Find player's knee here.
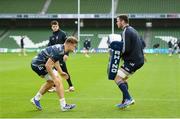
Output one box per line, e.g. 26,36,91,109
47,80,54,86
114,76,124,85
53,79,60,87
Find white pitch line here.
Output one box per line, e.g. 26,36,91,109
1,97,179,102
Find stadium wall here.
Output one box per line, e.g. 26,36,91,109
0,19,180,28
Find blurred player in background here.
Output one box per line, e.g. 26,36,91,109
30,36,77,111
168,40,173,56
83,37,91,57
47,20,75,92
153,43,160,55
108,15,144,109
178,39,180,58
19,36,27,56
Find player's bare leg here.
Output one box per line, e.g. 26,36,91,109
53,76,76,111
114,71,134,109
31,80,54,110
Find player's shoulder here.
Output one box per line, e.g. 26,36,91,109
59,29,66,35
50,44,64,53
125,26,134,31
53,44,64,48
126,26,138,35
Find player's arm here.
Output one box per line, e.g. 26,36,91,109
63,55,68,61
45,58,68,79
54,61,69,79
45,58,58,80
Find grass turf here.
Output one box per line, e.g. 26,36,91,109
0,53,180,118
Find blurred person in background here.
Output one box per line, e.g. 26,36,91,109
47,20,75,92
19,36,27,56
83,37,91,57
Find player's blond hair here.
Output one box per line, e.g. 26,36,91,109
65,36,78,44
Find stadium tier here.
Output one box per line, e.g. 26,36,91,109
0,27,111,49
80,0,111,13
80,27,112,49
0,27,74,48
0,0,44,13
132,28,180,49
47,0,77,13
149,28,180,48
0,28,50,48
0,27,180,49
117,0,180,13
0,27,6,35
47,0,111,13
0,0,179,14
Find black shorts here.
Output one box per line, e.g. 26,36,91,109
84,47,90,50
31,64,47,76
121,61,144,74
21,45,24,49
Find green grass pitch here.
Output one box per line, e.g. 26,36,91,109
0,53,180,118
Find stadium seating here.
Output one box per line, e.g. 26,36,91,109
0,0,44,13
149,28,180,48
1,0,179,14
135,28,180,48
1,27,179,49
47,0,111,13
0,27,6,35
80,0,111,13
117,0,180,13
0,27,74,48
47,0,77,13
80,27,112,49
0,0,180,50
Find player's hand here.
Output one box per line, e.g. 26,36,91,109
63,55,68,61
60,72,69,79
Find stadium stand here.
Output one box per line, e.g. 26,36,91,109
148,28,180,48
47,0,77,13
80,27,111,49
80,0,111,13
0,27,6,35
47,0,111,13
0,27,74,48
0,0,179,14
0,0,179,52
0,0,45,13
135,28,180,48
1,27,179,50
117,0,180,13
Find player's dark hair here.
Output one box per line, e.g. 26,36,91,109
117,15,129,23
51,20,59,26
65,36,78,44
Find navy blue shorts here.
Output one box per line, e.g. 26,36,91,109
84,47,90,50
21,45,24,49
31,64,47,76
121,61,144,74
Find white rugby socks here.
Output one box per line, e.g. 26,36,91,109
60,98,66,107
34,92,42,101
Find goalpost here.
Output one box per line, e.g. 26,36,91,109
77,0,115,52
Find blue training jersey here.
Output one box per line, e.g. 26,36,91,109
121,25,144,63
32,44,65,67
